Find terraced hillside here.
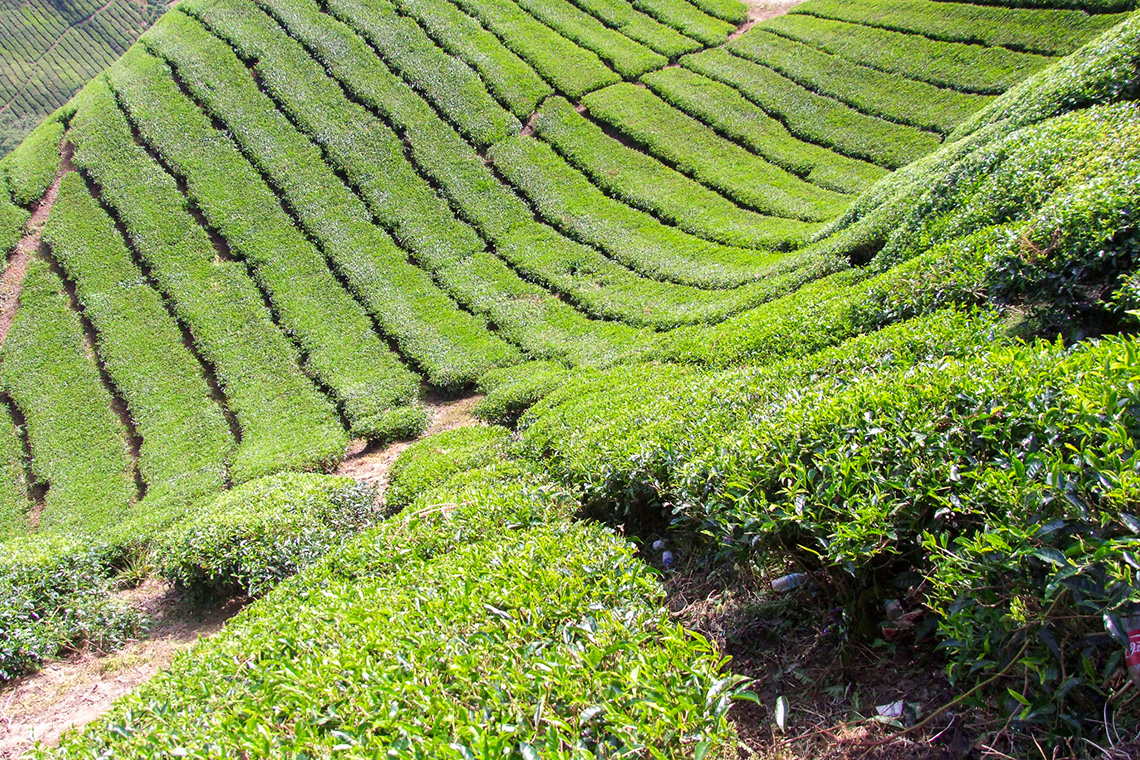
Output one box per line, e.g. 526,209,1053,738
0,0,166,156
0,0,1138,755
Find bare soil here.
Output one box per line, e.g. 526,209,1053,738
728,0,809,43
0,581,246,759
336,394,483,498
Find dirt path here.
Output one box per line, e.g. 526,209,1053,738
0,581,246,759
728,0,809,42
336,394,483,498
0,142,73,349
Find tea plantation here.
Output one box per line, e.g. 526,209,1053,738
0,0,1138,754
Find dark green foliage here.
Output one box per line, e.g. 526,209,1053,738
791,0,1131,56
757,13,1055,95
0,534,144,682
157,472,375,599
474,360,569,425
43,172,233,524
385,424,511,510
0,116,60,206
0,258,136,533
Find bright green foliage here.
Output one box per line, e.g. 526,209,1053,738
728,30,990,134
142,17,516,389
393,0,552,119
0,172,28,254
639,67,888,194
932,0,1134,11
488,134,792,288
511,0,667,78
449,0,620,98
42,173,233,523
564,0,700,58
386,425,511,510
0,0,161,157
791,0,1131,56
324,0,520,147
474,360,569,425
757,14,1055,95
68,77,348,482
683,48,943,168
0,117,60,206
632,0,733,46
0,534,143,682
157,472,374,599
0,403,29,542
49,492,740,757
687,0,745,24
534,96,820,248
0,258,135,533
583,82,850,220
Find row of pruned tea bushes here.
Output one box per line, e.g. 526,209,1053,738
518,308,1004,516
790,0,1132,56
932,0,1136,12
137,22,430,438
639,67,888,195
0,116,62,207
948,11,1140,141
582,83,851,222
0,404,29,542
729,30,990,135
676,335,1140,735
139,17,518,390
512,0,666,78
252,1,791,331
474,360,571,426
633,0,733,46
157,472,375,599
393,0,552,119
687,0,745,24
49,460,744,757
0,259,136,534
0,171,28,255
234,0,656,364
43,173,233,529
533,96,821,249
67,77,348,482
323,0,520,147
0,535,144,683
757,14,1055,95
385,424,512,510
565,0,701,58
682,49,942,169
448,0,619,98
488,134,802,288
182,0,484,277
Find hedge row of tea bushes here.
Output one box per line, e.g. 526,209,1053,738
42,173,233,527
487,134,792,288
67,78,349,483
0,258,136,534
137,20,516,390
791,0,1131,55
565,0,701,59
638,67,889,195
533,96,821,248
0,116,62,206
632,0,733,46
324,0,521,148
511,0,666,79
393,0,552,120
47,438,744,757
681,49,941,169
581,82,850,221
756,14,1054,95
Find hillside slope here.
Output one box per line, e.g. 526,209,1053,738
1,0,1139,755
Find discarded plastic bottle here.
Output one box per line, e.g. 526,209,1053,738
1125,613,1140,688
771,573,808,593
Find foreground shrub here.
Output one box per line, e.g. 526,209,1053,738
0,534,143,682
157,473,374,599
